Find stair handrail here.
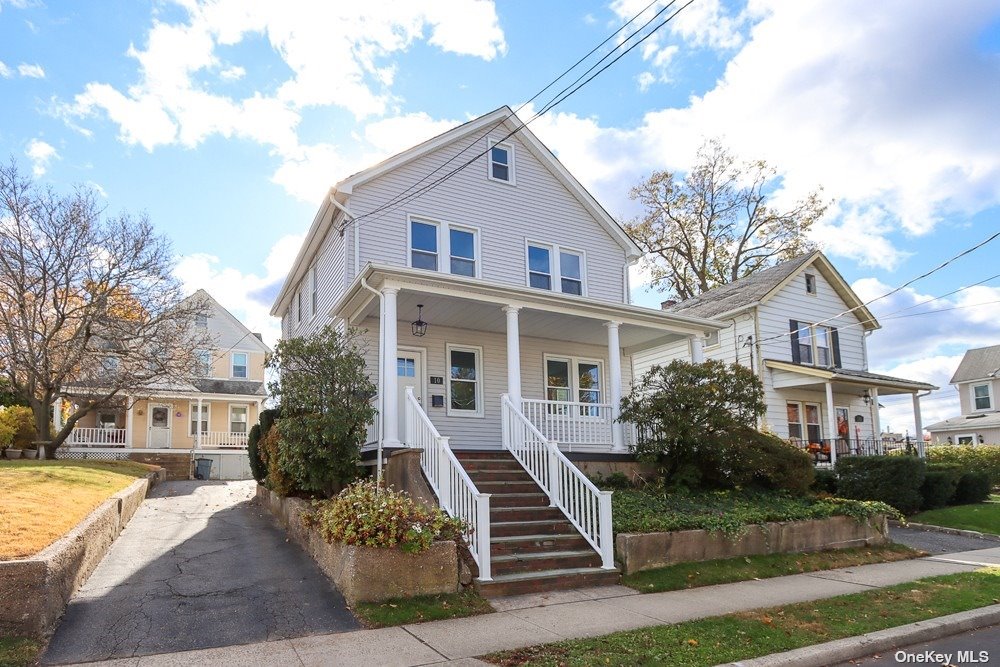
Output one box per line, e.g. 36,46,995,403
404,387,491,581
500,393,614,569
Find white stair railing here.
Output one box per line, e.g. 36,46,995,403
501,394,614,569
404,387,491,581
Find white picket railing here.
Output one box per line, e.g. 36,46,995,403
365,395,380,446
501,394,614,569
68,427,127,447
521,398,614,447
198,431,249,448
404,387,492,581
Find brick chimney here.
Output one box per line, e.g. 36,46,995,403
660,299,678,310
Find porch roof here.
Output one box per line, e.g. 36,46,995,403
765,359,938,396
334,263,725,349
925,412,1000,433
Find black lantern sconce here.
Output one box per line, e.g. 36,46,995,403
861,389,872,406
411,304,428,337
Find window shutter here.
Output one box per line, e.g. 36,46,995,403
789,320,801,364
831,327,842,368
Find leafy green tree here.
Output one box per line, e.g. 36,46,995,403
625,139,826,299
266,326,376,496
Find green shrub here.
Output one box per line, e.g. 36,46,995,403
812,469,838,494
953,472,992,505
258,426,295,497
590,471,634,490
723,428,814,496
259,408,280,436
303,479,464,553
836,456,926,515
926,445,1000,486
0,406,36,449
920,464,963,510
247,424,265,483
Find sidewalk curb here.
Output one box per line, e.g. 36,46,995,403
890,519,1000,541
719,604,1000,667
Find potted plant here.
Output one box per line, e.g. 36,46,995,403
21,447,37,459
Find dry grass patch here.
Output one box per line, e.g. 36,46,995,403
0,459,153,560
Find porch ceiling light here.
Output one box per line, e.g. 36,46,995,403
861,389,872,406
411,304,428,337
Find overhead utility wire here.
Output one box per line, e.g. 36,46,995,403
343,0,693,231
756,229,1000,345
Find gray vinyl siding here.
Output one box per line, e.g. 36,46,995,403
358,316,632,449
288,214,349,339
631,315,756,386
349,132,630,303
766,389,878,441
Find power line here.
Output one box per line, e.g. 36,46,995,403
342,0,694,232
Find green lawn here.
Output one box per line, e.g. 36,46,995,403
485,568,1000,666
0,636,44,667
910,495,1000,535
353,591,494,628
623,544,922,593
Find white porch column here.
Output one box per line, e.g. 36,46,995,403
691,334,705,363
124,397,134,447
503,306,522,405
871,387,881,442
196,396,203,449
825,382,837,467
606,322,625,452
912,393,924,457
53,397,64,430
382,287,401,447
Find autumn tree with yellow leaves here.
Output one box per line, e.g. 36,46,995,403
0,160,211,457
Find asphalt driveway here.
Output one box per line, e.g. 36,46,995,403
890,523,1000,554
43,480,359,665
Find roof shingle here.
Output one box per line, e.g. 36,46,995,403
950,345,1000,384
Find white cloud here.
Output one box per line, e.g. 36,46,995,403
219,65,245,81
173,234,304,348
25,139,57,176
0,61,10,78
17,63,45,78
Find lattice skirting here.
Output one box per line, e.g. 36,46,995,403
57,449,131,461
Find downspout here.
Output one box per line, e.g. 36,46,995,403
360,274,385,486
862,330,873,371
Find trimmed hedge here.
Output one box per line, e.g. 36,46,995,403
812,469,838,495
836,456,926,515
954,472,992,505
920,465,963,511
926,445,1000,486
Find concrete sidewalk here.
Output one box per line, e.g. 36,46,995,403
74,547,1000,666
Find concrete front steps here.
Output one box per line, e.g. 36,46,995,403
454,449,619,597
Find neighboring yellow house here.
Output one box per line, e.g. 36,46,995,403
58,290,270,479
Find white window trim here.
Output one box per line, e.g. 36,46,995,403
954,432,977,445
97,410,119,429
524,240,588,296
794,321,834,368
310,264,318,321
805,273,818,296
407,215,482,278
786,400,824,442
487,138,516,186
231,351,249,379
543,354,605,406
228,403,249,434
971,382,993,412
189,402,211,437
446,343,484,418
703,330,721,350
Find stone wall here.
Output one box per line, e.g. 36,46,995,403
256,484,459,605
0,468,165,637
616,514,889,575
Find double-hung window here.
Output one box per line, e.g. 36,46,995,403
814,326,832,366
787,401,822,443
231,352,248,379
447,344,483,416
545,356,603,415
410,219,439,270
189,403,209,436
791,320,837,367
195,350,211,376
410,218,479,278
796,323,814,364
296,290,303,324
973,383,992,411
310,265,318,317
229,405,248,433
527,242,586,295
450,227,476,277
488,141,513,183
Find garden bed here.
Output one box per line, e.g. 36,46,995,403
256,484,460,605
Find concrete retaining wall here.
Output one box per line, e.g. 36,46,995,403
0,468,165,637
256,484,459,605
616,514,889,575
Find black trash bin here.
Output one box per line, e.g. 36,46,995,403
194,457,213,480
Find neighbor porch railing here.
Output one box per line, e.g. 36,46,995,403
365,395,380,446
198,431,249,448
67,427,127,447
502,394,614,569
794,437,923,465
404,387,491,581
521,398,614,448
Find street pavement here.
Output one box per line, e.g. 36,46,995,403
43,480,359,665
834,624,1000,665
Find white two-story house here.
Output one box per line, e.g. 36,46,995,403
271,106,724,592
634,251,937,464
926,345,1000,445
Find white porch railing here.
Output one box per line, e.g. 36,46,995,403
501,394,614,569
199,431,249,448
365,395,380,446
67,427,127,447
404,387,492,581
521,398,614,448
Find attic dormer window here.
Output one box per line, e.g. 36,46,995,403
805,273,817,295
488,140,514,184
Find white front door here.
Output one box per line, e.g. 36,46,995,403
148,404,172,448
397,350,424,443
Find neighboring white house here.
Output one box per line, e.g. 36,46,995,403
926,345,1000,445
634,251,937,464
270,106,724,590
59,289,269,480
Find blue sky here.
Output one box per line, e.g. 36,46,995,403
2,0,1000,433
